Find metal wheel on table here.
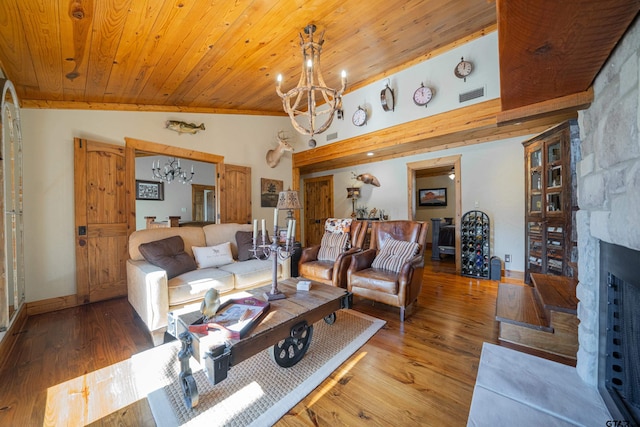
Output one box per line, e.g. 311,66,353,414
324,312,336,325
180,371,199,409
270,321,314,367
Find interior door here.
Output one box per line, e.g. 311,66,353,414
192,184,216,222
303,175,334,246
219,163,251,224
74,138,128,303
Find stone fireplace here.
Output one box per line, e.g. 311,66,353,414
575,15,639,423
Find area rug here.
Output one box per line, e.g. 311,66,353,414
147,309,385,426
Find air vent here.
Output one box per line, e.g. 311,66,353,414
459,87,485,103
326,132,338,141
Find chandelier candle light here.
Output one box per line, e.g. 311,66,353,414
152,157,195,184
251,209,296,301
276,24,346,147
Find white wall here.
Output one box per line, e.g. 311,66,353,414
21,109,295,302
134,156,217,230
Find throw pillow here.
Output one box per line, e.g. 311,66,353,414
372,238,420,273
236,230,270,261
138,235,197,279
317,232,349,262
324,218,352,234
192,242,234,268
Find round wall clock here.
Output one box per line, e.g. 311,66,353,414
454,57,473,81
413,83,434,107
352,106,367,126
380,84,395,112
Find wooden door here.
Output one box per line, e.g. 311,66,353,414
192,184,216,222
74,138,128,303
303,175,334,246
219,163,251,224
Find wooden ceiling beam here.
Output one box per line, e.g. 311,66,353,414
497,88,593,126
293,99,578,175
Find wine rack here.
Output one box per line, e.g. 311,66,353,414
460,210,490,278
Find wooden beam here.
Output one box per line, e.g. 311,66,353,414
124,137,225,164
293,99,577,175
20,99,286,116
497,89,593,126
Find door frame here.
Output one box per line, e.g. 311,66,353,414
407,155,461,272
124,137,224,233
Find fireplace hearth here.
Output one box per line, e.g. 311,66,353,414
599,241,640,425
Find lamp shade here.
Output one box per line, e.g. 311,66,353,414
277,190,301,210
346,187,361,199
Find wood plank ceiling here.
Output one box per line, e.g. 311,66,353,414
0,0,638,172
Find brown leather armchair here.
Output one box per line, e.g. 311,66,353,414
298,219,368,288
347,220,428,321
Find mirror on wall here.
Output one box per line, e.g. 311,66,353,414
134,153,217,230
0,79,25,333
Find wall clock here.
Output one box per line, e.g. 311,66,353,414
380,83,395,112
352,106,367,126
454,57,473,81
413,83,434,107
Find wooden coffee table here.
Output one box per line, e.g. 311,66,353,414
167,278,352,409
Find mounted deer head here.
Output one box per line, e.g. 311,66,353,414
266,131,294,168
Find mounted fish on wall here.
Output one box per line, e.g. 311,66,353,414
356,173,381,187
165,120,206,135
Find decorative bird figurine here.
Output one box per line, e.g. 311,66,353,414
356,173,381,187
200,288,220,321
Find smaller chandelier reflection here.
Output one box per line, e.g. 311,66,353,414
152,157,195,184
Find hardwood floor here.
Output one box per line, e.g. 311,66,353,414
0,253,562,426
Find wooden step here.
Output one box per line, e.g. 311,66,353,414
531,273,578,315
496,283,551,332
496,277,579,359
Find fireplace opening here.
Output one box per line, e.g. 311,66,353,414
599,241,640,425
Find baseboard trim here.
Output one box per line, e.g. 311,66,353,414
0,304,28,370
26,294,80,316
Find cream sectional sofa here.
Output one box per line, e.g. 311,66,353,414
127,223,289,345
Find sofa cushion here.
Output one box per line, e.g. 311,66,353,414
129,227,206,261
318,232,349,262
299,260,334,281
168,268,235,306
218,258,280,290
203,223,252,259
192,242,234,268
371,238,419,273
138,236,197,279
236,230,270,261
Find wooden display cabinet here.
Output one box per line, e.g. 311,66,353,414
523,120,578,283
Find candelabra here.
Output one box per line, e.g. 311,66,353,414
250,224,295,301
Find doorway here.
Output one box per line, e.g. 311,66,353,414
303,175,334,246
192,184,216,223
407,155,461,273
125,137,224,231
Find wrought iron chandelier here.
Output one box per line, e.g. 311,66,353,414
276,24,346,147
151,157,195,184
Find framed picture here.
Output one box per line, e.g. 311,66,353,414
136,180,164,201
278,229,288,244
419,188,447,207
261,178,283,207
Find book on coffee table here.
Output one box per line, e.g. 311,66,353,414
188,296,269,339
